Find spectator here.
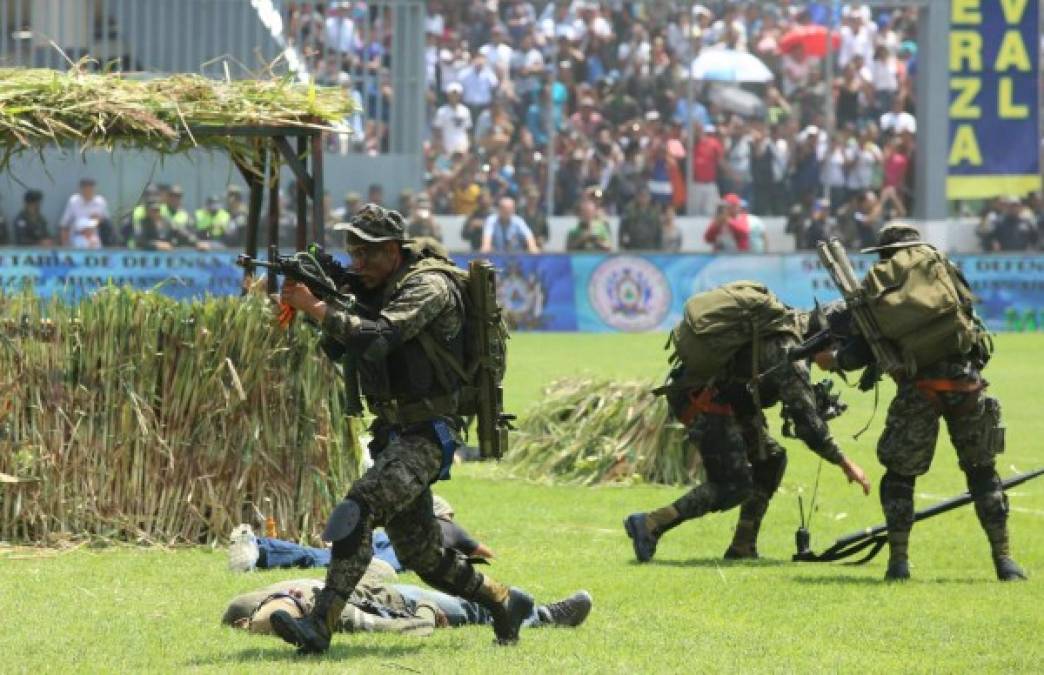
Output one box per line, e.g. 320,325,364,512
336,191,362,222
879,94,916,139
870,44,900,118
569,96,604,138
407,193,441,241
458,54,499,120
704,194,751,252
475,97,516,154
787,197,834,250
984,196,1038,251
722,118,753,202
566,198,612,251
843,190,885,250
791,126,823,204
451,169,482,216
398,188,414,216
126,200,192,251
433,82,473,155
750,123,777,217
882,134,912,206
194,195,232,247
367,183,384,206
163,185,193,232
12,190,52,246
481,196,539,253
224,185,248,247
660,205,682,252
690,124,724,216
59,178,110,248
619,186,662,250
822,132,849,212
462,188,494,252
518,185,549,248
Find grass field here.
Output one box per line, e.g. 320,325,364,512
2,333,1042,673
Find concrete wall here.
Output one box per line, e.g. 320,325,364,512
0,147,423,229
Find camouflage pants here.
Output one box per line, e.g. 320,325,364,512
877,381,1003,476
323,429,487,602
672,411,786,526
877,377,1010,560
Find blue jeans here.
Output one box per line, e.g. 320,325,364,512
391,585,540,628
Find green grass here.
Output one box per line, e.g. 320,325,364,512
2,333,1043,673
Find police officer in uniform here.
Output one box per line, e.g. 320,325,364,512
271,204,535,653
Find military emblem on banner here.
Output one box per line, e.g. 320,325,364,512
498,259,548,330
588,256,671,331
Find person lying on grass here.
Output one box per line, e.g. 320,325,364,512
222,558,592,637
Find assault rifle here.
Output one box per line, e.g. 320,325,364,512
236,245,356,315
793,467,1044,563
816,239,905,376
757,327,837,380
237,245,364,415
469,259,514,460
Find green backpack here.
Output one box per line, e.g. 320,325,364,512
669,281,800,382
862,245,984,373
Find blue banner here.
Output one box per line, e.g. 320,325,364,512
948,0,1040,199
5,250,1044,333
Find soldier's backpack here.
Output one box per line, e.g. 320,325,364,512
390,246,511,459
668,281,801,382
862,244,985,372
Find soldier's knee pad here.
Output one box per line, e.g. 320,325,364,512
752,452,788,495
880,471,915,498
714,476,754,512
325,498,370,558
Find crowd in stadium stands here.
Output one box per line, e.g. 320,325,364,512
3,2,1043,254
289,0,935,252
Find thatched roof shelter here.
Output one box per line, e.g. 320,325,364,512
0,66,354,251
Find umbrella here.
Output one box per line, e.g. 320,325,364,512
779,25,841,57
707,85,766,119
690,49,774,83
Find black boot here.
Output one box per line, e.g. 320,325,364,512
270,586,347,654
723,518,761,560
884,558,910,582
474,576,534,645
995,556,1028,581
536,591,593,627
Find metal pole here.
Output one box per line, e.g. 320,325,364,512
913,0,949,220
546,45,557,221
686,48,696,216
823,0,838,203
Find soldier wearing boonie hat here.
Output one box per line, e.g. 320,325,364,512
272,201,540,653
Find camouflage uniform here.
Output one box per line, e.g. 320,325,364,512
271,205,534,653
837,222,1022,580
636,333,846,559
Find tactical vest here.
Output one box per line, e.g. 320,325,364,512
358,254,466,425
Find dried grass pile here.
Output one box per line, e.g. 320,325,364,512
0,65,353,170
0,286,360,544
506,378,701,485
